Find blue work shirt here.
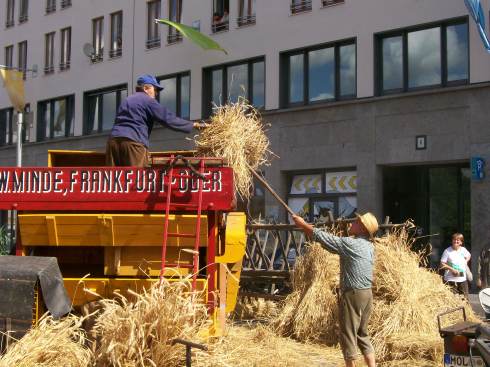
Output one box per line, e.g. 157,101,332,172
110,92,193,148
313,228,374,292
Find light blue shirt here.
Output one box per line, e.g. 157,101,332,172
313,228,374,291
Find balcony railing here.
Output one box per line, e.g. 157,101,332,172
290,0,312,14
19,14,28,23
167,32,182,44
109,48,122,58
212,20,229,33
146,37,161,49
46,4,56,13
44,65,55,74
59,61,70,71
237,14,256,27
61,0,72,9
90,53,103,63
322,0,344,7
5,19,14,28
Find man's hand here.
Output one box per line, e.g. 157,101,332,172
193,121,209,129
451,269,460,276
292,214,307,228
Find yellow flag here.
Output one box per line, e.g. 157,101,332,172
0,69,25,111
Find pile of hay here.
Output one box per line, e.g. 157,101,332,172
0,314,92,367
194,324,344,367
273,227,476,366
93,279,209,367
194,99,272,199
233,295,280,321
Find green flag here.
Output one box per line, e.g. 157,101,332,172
156,19,228,55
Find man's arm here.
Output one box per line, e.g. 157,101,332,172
149,99,195,133
292,215,343,254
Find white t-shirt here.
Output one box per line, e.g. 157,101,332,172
441,246,471,282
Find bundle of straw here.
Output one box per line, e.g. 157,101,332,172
273,226,476,366
0,314,92,367
194,98,272,199
93,279,209,367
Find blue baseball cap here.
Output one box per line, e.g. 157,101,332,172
136,74,163,91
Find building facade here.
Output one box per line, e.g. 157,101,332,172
1,0,490,268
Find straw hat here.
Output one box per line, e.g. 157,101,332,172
356,212,379,237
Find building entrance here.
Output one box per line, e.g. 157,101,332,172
383,165,470,268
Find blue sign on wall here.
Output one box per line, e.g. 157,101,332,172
471,157,485,180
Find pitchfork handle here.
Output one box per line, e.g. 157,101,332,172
246,163,296,217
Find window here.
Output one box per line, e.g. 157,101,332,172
84,85,127,134
203,58,265,117
92,17,104,62
37,95,75,141
60,27,71,71
0,108,14,146
19,0,28,23
287,170,357,223
44,32,55,74
157,72,190,119
377,19,468,94
6,0,15,27
147,1,161,49
18,41,27,80
280,40,356,107
322,0,344,7
168,0,182,44
212,0,229,33
4,45,13,68
46,0,56,13
238,0,255,27
60,0,71,9
290,0,311,14
110,11,123,58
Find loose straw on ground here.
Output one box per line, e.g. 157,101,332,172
0,314,92,367
273,225,476,366
194,98,273,200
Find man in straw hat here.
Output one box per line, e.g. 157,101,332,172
292,212,378,367
106,74,205,167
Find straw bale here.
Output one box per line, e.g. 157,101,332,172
0,314,92,367
93,279,209,367
194,99,272,199
233,295,280,321
272,226,477,364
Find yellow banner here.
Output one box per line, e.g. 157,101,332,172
0,69,25,111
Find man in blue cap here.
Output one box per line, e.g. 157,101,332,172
106,74,204,167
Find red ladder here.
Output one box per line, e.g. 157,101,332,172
160,155,206,291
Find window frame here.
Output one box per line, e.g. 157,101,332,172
280,39,357,108
19,0,28,23
44,32,55,74
17,40,27,80
5,45,14,68
36,95,75,141
83,84,128,135
0,108,14,147
110,11,123,58
146,0,161,49
157,71,191,119
168,0,183,44
92,16,104,61
46,0,56,14
202,56,265,118
60,27,71,71
286,168,357,223
376,17,469,96
237,0,256,27
6,0,15,28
